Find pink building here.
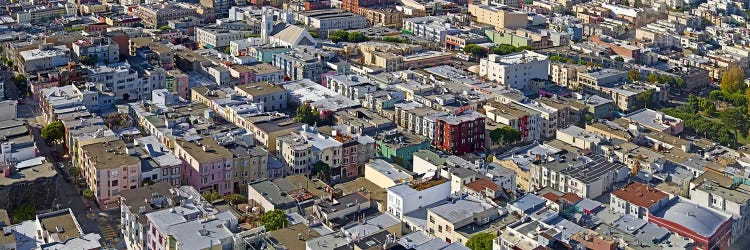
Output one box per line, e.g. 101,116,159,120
167,69,190,99
226,64,254,86
173,136,234,195
81,140,141,210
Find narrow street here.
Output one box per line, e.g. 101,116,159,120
4,68,125,248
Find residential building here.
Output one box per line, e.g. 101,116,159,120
0,209,102,250
134,135,182,186
364,159,412,189
313,192,372,227
402,16,461,43
326,74,378,100
610,182,671,219
19,44,71,75
276,125,342,176
623,109,684,135
72,37,120,64
484,102,542,142
386,176,451,219
358,7,404,27
145,188,237,250
375,130,431,169
173,136,234,195
272,48,324,82
234,81,288,111
433,110,486,155
479,51,549,91
530,153,629,199
195,27,251,49
200,0,234,18
132,3,200,28
15,4,75,24
468,4,528,30
250,118,303,153
426,195,502,244
296,9,368,34
690,172,750,244
119,182,176,250
80,140,141,209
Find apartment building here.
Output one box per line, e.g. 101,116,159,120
386,177,450,220
296,9,368,34
433,110,486,155
84,62,164,101
427,195,501,244
610,182,671,219
326,74,378,100
80,140,141,209
15,4,75,24
550,63,586,89
623,109,684,135
690,172,750,244
402,16,461,43
530,153,629,199
358,7,404,27
173,136,234,195
479,51,549,91
72,37,120,64
132,3,200,28
468,4,528,30
276,125,342,176
195,27,251,49
119,182,175,250
272,48,324,82
234,81,287,111
484,102,542,142
220,134,268,193
19,44,70,75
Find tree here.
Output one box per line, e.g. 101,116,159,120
202,190,221,202
159,25,171,32
79,56,97,65
41,120,65,142
330,30,349,43
319,110,334,126
628,69,641,82
382,36,405,43
311,161,331,182
222,194,246,205
646,73,659,83
309,32,320,38
721,107,748,146
295,103,321,125
82,189,94,199
614,56,624,62
223,47,231,55
347,32,369,43
489,128,503,144
466,232,495,250
259,209,288,230
463,44,487,58
68,166,81,177
720,66,745,94
12,204,35,223
636,89,655,108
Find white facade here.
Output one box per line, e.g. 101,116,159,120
386,179,451,219
479,51,549,90
19,44,70,74
690,183,750,244
86,62,165,101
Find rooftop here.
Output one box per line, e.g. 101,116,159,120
235,81,285,97
612,182,668,209
175,136,233,163
429,196,496,224
485,50,548,65
81,140,140,169
651,198,731,238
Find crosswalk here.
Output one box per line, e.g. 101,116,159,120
98,222,117,242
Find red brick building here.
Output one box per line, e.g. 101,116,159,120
433,110,485,155
648,199,732,250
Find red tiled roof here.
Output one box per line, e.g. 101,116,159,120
466,178,500,193
612,182,668,209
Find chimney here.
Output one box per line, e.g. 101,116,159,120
202,145,208,152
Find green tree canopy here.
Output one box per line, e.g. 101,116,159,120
382,36,406,43
295,103,322,125
222,194,246,205
635,89,655,108
614,56,624,62
646,73,659,83
720,66,745,94
202,190,221,202
466,232,495,250
491,126,521,145
720,107,749,144
12,204,35,223
627,69,641,82
83,189,94,199
463,44,487,58
41,120,65,141
259,209,288,230
347,32,369,43
311,161,331,182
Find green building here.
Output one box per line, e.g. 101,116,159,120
376,130,431,170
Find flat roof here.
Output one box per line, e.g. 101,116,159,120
175,136,233,163
38,210,82,242
81,140,140,169
235,81,285,96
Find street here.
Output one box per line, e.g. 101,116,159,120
3,70,125,248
